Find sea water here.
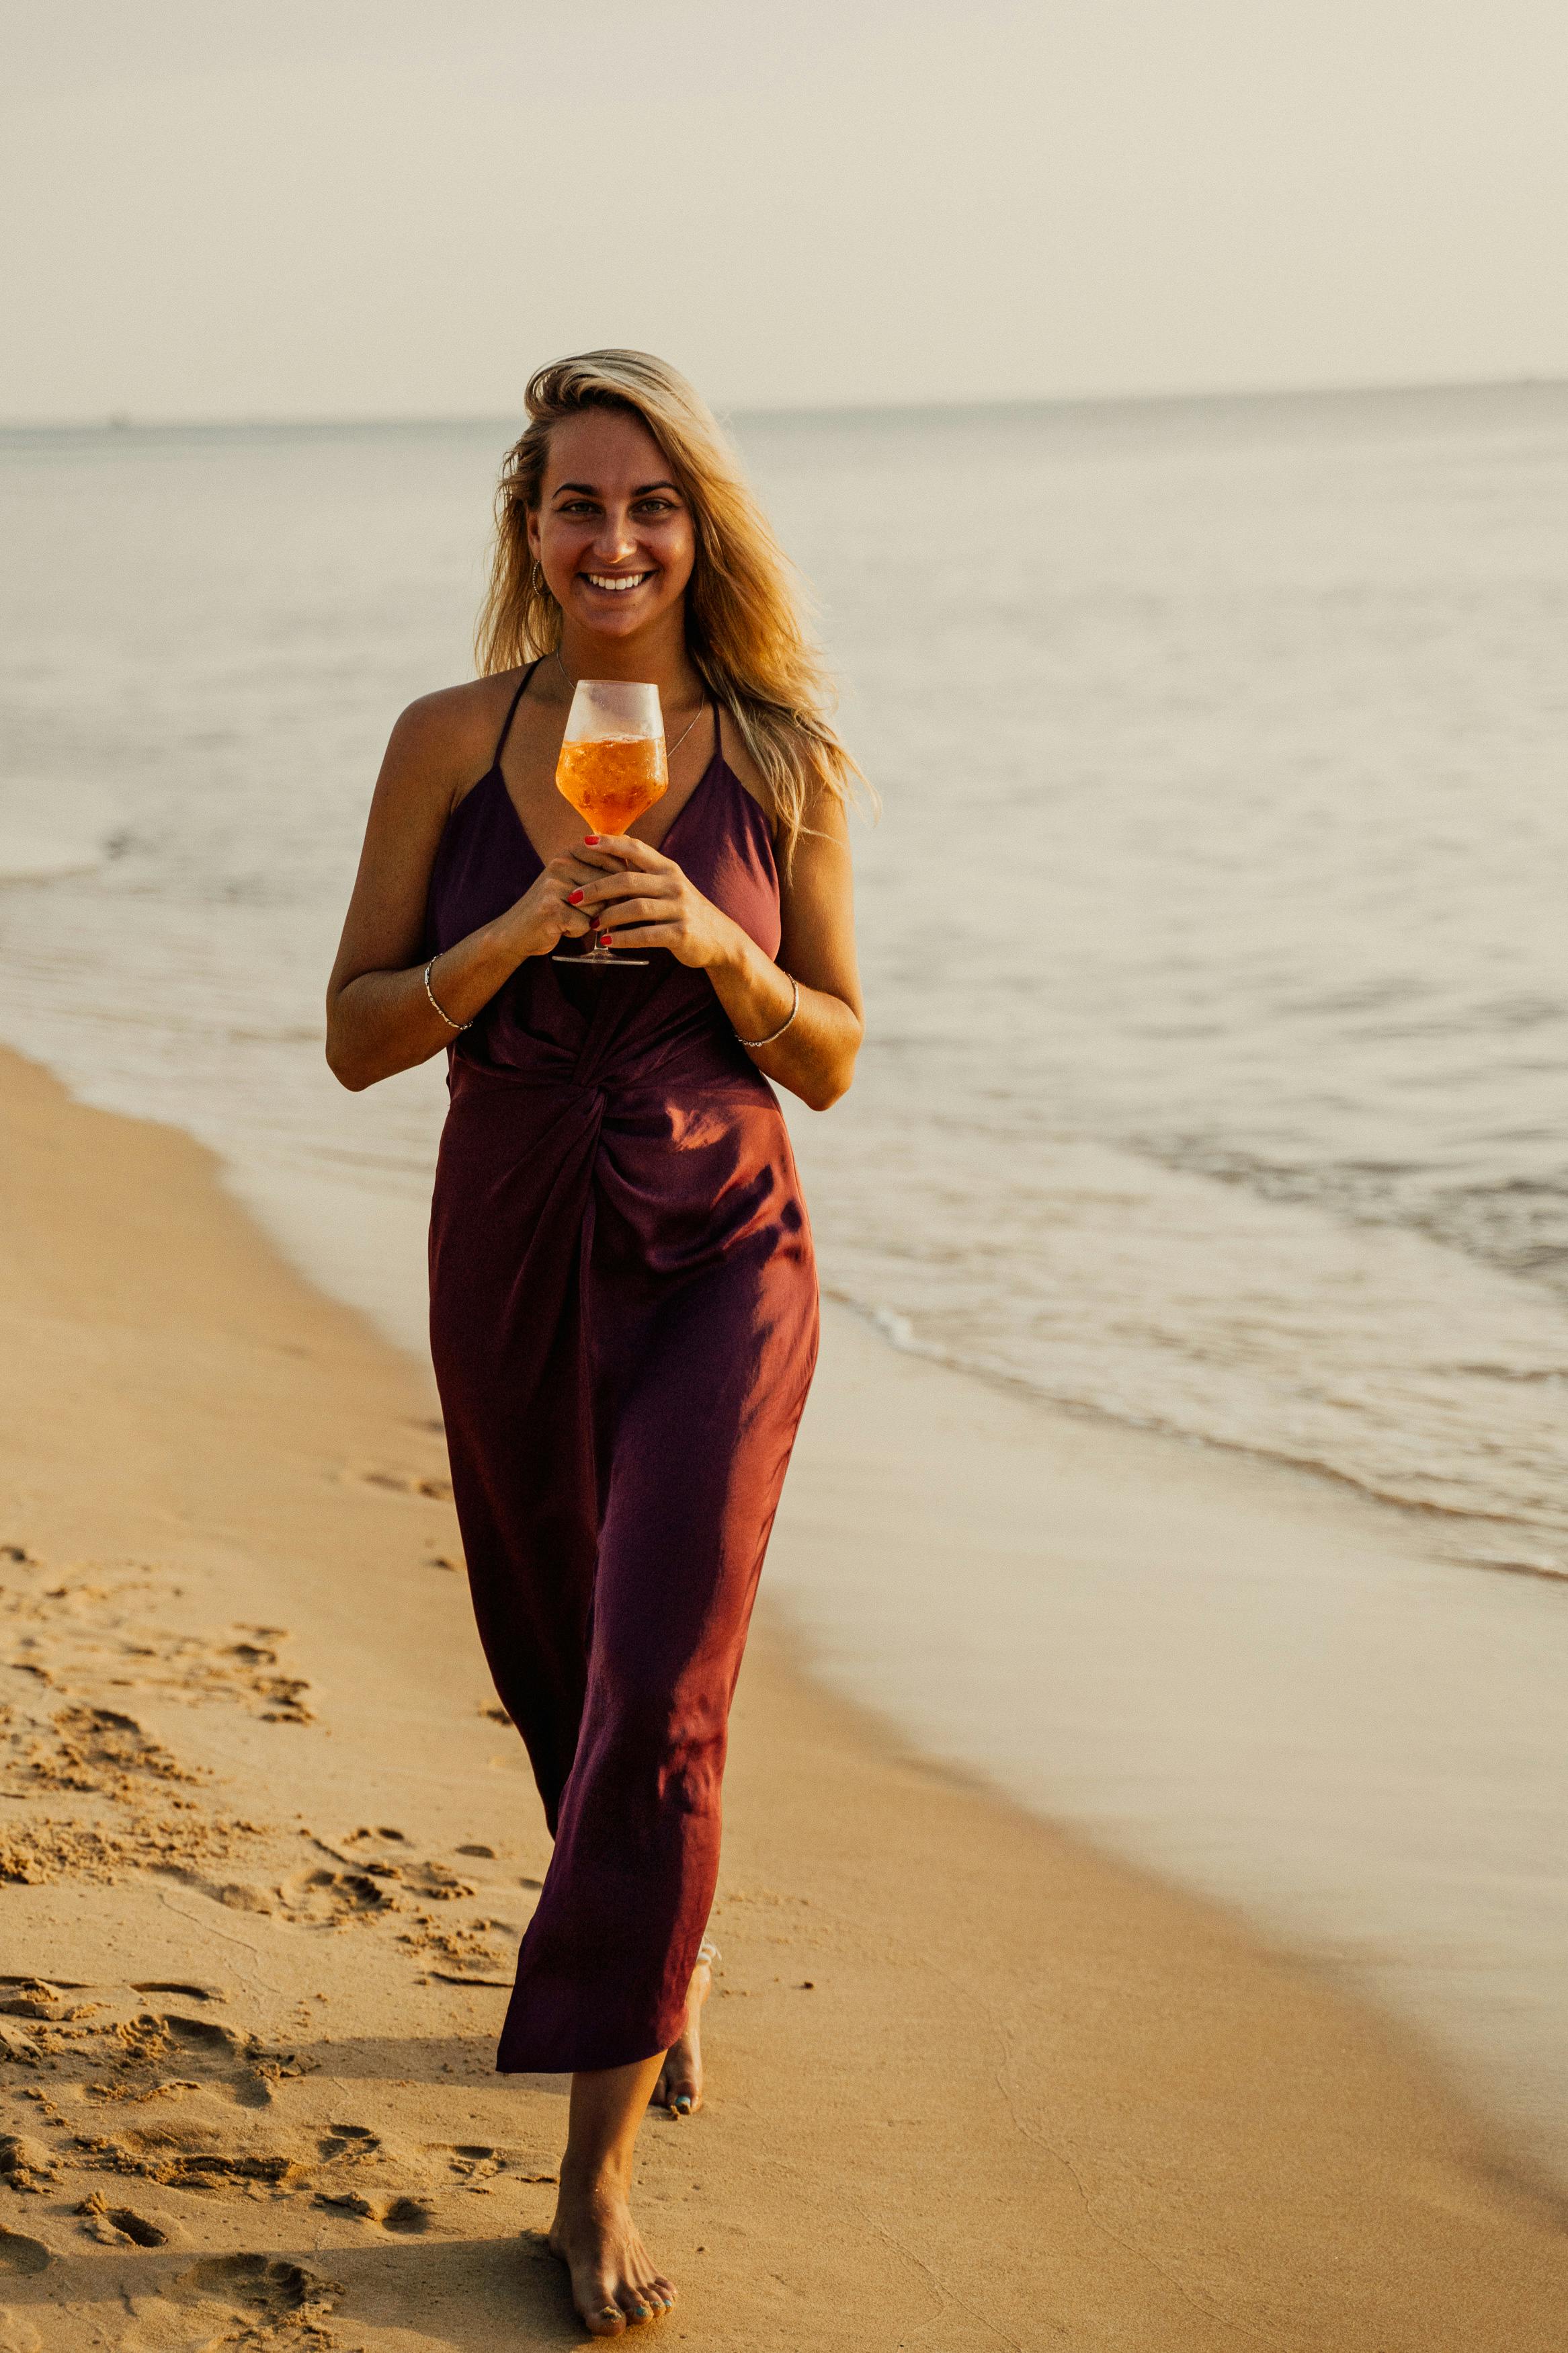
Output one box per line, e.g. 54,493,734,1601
2,387,1563,1573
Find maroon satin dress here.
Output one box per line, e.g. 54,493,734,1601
424,668,819,2073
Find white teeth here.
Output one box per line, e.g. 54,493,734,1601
585,573,647,592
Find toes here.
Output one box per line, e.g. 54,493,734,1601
656,2063,698,2116
581,2270,631,2336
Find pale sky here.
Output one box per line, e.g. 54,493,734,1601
3,0,1566,422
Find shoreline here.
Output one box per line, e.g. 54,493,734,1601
230,1138,1568,2194
3,1041,1568,2347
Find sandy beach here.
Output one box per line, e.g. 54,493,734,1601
3,1039,1567,2352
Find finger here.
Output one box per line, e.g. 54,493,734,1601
599,896,675,928
582,873,679,907
604,922,682,951
547,852,609,885
580,831,668,869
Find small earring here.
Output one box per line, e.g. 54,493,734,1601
530,559,544,594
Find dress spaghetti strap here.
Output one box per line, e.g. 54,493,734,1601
492,662,539,768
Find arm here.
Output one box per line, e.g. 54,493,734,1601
325,694,596,1091
578,784,864,1113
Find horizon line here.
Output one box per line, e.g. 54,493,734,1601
1,370,1565,438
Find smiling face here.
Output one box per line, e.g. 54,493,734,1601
527,406,698,647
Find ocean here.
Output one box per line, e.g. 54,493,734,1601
2,384,1565,1575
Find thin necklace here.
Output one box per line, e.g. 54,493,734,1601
553,646,705,759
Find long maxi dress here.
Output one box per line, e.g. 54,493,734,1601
424,669,820,2074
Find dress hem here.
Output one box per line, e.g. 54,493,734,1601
495,2030,673,2078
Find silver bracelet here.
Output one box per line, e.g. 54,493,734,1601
735,971,799,1050
423,955,472,1032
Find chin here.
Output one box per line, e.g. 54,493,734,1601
574,594,665,636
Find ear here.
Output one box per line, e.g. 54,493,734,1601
525,509,542,562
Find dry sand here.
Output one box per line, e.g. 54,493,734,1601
1,1040,1566,2352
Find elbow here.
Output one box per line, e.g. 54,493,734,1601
799,1016,862,1112
799,1054,858,1114
324,1029,373,1093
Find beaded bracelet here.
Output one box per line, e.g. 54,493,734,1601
735,971,799,1049
423,956,472,1032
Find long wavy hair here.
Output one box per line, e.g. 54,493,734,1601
474,350,864,866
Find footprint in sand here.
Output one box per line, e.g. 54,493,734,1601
60,2006,312,2116
75,2192,170,2246
34,1705,203,1796
73,2125,309,2194
171,2252,344,2325
0,1982,99,2025
0,2136,59,2195
3,1558,315,1725
0,2229,50,2276
353,1468,453,1502
128,1983,228,2004
275,1866,403,1925
313,2188,434,2233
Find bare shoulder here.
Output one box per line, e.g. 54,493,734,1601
382,671,526,818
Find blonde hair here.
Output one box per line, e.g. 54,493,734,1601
474,349,864,866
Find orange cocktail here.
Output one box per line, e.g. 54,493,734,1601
551,678,669,969
554,734,669,836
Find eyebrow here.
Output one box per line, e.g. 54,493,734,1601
550,479,681,500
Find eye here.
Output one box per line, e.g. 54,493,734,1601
634,497,677,516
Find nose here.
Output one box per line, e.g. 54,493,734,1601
589,505,638,564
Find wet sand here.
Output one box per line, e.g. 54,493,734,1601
3,1041,1567,2351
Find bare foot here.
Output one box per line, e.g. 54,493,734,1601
653,1945,714,2118
548,2171,676,2336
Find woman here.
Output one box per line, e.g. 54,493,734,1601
325,350,863,2336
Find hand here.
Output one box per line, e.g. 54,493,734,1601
505,850,602,960
574,834,740,969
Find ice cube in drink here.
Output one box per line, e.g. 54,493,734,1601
555,735,669,836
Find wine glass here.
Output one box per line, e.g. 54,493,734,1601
550,679,669,969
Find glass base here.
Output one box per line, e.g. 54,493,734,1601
552,948,649,968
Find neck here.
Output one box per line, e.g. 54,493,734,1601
555,607,704,706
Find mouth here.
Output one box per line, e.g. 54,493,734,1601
581,570,654,596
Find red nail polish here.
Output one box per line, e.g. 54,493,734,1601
583,834,601,846
598,931,612,947
569,889,583,904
